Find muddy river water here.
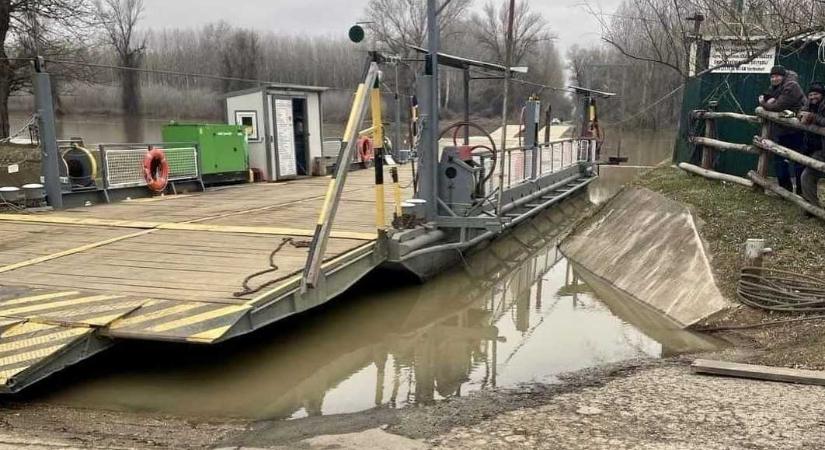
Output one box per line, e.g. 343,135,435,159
22,202,717,421
10,120,704,421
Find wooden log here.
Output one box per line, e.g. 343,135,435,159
701,116,716,169
691,359,825,386
688,136,758,154
678,163,754,187
756,119,771,179
752,137,825,172
691,110,761,124
756,107,825,137
748,171,825,220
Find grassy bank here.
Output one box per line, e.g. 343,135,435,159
633,165,825,369
634,165,825,299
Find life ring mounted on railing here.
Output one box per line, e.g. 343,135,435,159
357,137,374,168
143,147,170,193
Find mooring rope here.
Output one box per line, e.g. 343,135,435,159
233,237,312,298
737,266,825,312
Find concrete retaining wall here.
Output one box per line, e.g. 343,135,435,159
560,187,731,327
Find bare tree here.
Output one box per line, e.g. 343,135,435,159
470,0,553,65
220,29,261,93
96,0,145,119
0,0,96,137
588,0,825,80
364,0,472,56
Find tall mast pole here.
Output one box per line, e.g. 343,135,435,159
496,0,516,215
418,0,440,220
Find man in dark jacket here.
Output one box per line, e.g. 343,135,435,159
800,82,825,208
759,65,806,192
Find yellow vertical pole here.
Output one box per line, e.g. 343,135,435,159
371,81,386,229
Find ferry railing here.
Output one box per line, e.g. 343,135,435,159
474,137,597,193
98,142,205,195
686,107,825,218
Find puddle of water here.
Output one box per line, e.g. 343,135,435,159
22,198,714,420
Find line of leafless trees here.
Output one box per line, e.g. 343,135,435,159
0,0,572,139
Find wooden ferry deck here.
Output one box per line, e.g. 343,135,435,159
0,168,413,392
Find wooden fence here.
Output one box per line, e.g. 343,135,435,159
683,107,825,220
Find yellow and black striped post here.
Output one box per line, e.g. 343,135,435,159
371,78,386,230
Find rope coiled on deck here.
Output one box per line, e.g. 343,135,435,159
737,267,825,312
233,237,311,298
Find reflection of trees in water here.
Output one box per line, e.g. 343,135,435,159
290,202,590,414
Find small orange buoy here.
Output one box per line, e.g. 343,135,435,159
143,147,170,193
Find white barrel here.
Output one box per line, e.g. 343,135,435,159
21,183,45,207
0,186,22,203
407,198,427,218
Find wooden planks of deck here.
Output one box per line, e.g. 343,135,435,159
0,166,414,392
0,166,412,329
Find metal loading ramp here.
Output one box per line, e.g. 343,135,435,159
0,320,110,394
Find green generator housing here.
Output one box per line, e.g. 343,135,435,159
162,122,249,184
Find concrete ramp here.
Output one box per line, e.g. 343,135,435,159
560,187,731,327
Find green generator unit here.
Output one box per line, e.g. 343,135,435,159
162,122,249,185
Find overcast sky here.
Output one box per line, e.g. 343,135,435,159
142,0,622,56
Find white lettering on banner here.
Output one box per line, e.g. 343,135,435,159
274,99,297,178
709,40,776,74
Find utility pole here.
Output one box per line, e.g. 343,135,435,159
416,0,440,220
496,0,516,215
32,58,63,210
30,1,62,209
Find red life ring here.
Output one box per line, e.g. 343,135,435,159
357,137,374,168
143,147,170,193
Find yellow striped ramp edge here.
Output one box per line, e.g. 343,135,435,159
0,289,150,328
105,299,251,344
0,321,93,392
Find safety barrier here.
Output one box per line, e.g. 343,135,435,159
99,143,200,189
687,107,825,219
477,138,597,192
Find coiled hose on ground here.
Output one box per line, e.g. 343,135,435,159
738,267,825,312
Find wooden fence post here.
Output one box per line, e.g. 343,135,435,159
756,113,771,180
701,102,718,169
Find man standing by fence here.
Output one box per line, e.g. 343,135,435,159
759,65,806,192
800,82,825,208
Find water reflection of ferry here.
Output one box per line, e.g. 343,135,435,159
38,195,716,420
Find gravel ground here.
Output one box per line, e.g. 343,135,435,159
427,363,825,450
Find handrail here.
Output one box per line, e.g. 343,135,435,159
755,108,825,138
688,136,758,154
686,105,825,221
691,110,760,125
752,137,825,172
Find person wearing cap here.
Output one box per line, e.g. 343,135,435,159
800,82,825,208
759,65,806,192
